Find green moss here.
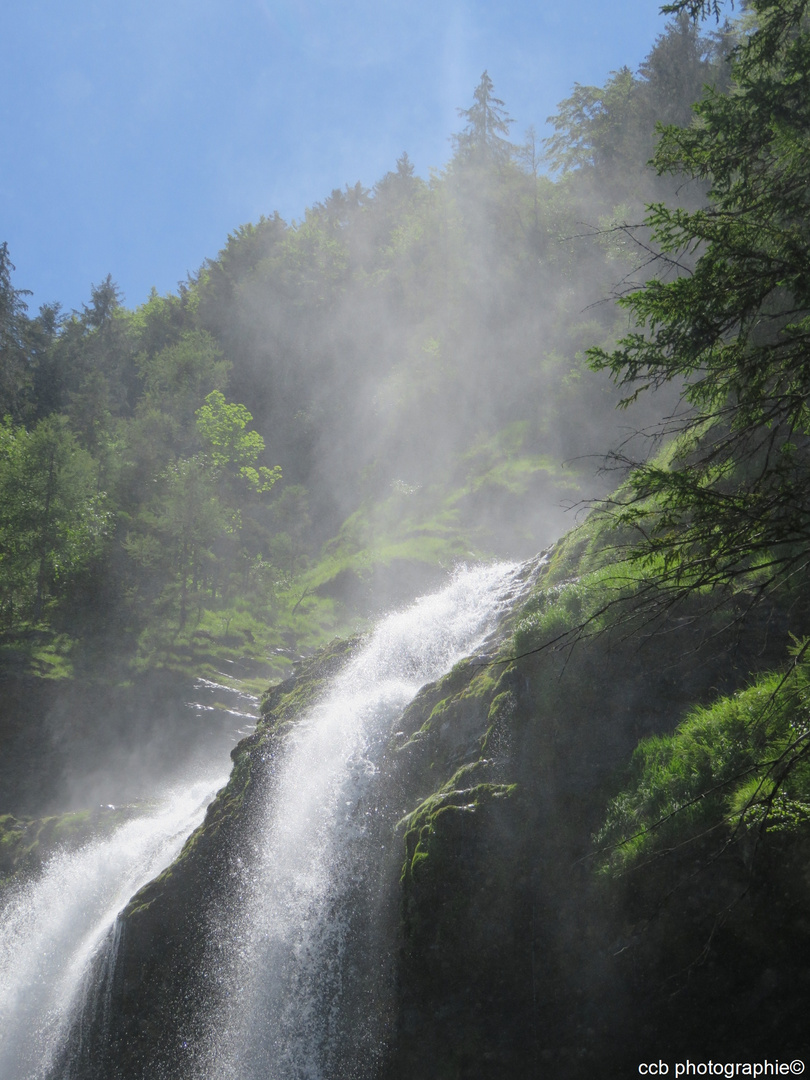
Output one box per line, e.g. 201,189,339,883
486,690,516,726
132,604,286,683
408,665,505,757
122,753,250,919
511,542,672,656
292,418,586,622
596,651,810,875
399,771,518,885
260,635,359,728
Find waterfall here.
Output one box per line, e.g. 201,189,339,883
195,561,520,1080
0,561,523,1080
0,771,228,1080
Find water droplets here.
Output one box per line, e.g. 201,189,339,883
198,561,520,1079
0,772,227,1080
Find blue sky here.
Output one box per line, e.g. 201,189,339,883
2,0,671,315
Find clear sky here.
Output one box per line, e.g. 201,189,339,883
2,0,671,315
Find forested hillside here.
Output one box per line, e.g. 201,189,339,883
0,12,729,694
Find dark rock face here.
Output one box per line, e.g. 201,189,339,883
67,557,810,1078
383,581,810,1076
68,638,363,1078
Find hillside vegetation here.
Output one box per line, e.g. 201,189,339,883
5,0,810,1070
0,13,731,693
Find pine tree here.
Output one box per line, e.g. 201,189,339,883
451,71,515,167
589,0,810,608
0,243,33,419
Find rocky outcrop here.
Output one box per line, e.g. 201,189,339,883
66,636,360,1078
384,549,810,1075
71,548,810,1077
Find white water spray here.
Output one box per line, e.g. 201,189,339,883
0,771,228,1080
199,561,521,1079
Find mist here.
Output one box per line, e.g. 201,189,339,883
3,9,790,1079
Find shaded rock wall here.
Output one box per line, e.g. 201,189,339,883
75,552,810,1077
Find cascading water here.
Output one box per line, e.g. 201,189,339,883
1,562,525,1080
0,771,228,1080
195,561,522,1080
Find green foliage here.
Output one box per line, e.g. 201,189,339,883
0,415,110,627
131,598,284,685
545,14,731,202
195,390,281,492
588,0,810,610
546,66,642,176
596,642,810,874
451,71,515,168
512,557,661,655
0,242,33,420
195,391,262,467
0,28,736,684
137,330,229,421
0,806,139,884
663,0,732,19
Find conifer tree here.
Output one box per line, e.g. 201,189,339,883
589,0,810,608
0,243,33,419
452,71,515,167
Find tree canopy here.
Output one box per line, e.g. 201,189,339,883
451,71,515,167
588,0,810,614
0,28,743,672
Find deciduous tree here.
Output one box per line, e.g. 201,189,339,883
0,415,109,626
